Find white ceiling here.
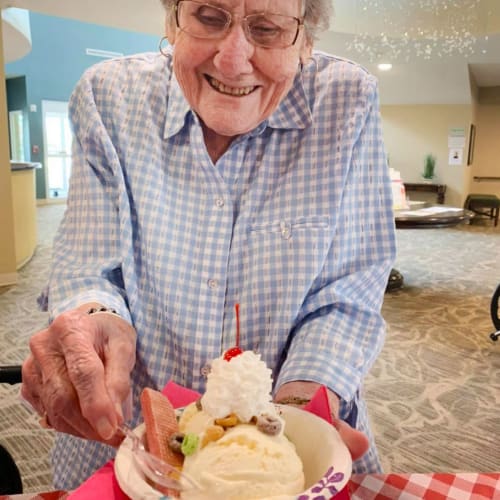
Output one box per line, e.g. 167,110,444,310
2,0,500,105
1,8,31,62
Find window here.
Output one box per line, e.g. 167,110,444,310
9,110,25,161
42,100,72,199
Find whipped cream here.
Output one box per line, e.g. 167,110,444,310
200,350,276,422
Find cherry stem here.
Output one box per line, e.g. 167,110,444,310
235,303,240,347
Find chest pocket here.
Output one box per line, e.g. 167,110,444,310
243,215,332,305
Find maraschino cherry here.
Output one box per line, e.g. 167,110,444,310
223,303,243,361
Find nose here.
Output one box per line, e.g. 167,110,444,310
212,23,254,78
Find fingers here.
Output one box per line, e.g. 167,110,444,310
56,311,132,439
274,382,370,462
99,316,136,421
22,308,136,442
333,418,370,461
319,386,369,460
22,347,102,439
41,366,108,439
21,355,45,415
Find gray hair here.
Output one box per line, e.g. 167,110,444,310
160,0,333,43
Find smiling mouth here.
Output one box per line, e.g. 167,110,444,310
207,76,257,96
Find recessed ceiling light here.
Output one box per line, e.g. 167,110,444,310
378,63,393,71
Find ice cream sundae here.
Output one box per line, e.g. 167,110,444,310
140,349,305,499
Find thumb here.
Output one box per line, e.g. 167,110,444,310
334,418,370,461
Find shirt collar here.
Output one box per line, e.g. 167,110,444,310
163,69,313,140
163,72,192,139
266,72,313,131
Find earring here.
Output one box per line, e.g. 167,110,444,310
159,36,169,57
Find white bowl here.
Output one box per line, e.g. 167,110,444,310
114,404,352,499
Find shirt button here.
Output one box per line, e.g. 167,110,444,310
215,197,224,208
280,220,292,240
207,279,218,289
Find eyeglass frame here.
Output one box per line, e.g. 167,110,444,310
173,0,304,49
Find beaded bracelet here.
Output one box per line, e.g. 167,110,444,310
87,306,119,316
274,396,311,406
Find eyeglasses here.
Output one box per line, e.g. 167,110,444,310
174,0,303,49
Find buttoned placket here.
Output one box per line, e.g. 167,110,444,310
189,119,236,377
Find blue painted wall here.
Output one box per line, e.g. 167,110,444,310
5,12,160,198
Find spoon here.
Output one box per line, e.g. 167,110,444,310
119,424,200,492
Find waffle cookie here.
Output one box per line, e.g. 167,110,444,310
140,387,184,497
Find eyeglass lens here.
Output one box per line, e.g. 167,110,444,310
175,1,301,48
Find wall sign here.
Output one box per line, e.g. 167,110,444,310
448,126,466,166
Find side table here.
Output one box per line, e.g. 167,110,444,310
404,182,447,204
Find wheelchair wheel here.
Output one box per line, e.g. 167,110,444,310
491,284,500,331
0,444,23,494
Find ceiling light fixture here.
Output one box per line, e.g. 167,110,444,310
347,0,490,62
378,63,393,71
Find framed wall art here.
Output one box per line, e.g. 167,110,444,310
467,124,476,166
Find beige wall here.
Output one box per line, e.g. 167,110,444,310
468,103,500,197
11,169,37,268
0,20,18,286
381,105,473,207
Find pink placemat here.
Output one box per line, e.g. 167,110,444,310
67,462,126,500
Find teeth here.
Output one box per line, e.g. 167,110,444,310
209,77,255,96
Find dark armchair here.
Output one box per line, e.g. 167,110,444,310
490,284,500,341
0,364,23,494
0,365,22,385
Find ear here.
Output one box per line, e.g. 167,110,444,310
299,39,313,65
165,16,176,44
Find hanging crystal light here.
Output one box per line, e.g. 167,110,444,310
346,0,490,62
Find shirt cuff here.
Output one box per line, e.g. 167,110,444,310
50,289,132,324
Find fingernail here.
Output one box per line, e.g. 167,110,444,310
96,417,114,440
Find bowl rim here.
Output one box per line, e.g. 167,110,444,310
114,404,352,499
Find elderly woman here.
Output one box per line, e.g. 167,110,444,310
22,0,396,490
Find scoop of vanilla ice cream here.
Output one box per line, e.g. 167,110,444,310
178,402,214,435
177,350,305,499
180,424,304,500
201,350,276,422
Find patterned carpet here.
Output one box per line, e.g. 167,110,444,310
372,221,500,474
0,205,499,493
0,204,64,492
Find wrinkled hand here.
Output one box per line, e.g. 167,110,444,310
21,303,136,445
274,381,369,461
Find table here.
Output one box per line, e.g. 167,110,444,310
404,182,447,204
395,205,474,229
349,472,500,499
3,472,499,499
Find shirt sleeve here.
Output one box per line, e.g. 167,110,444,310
41,67,132,323
274,76,396,412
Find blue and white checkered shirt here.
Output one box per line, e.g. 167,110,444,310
43,49,396,489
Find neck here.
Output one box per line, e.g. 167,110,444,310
201,124,236,163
